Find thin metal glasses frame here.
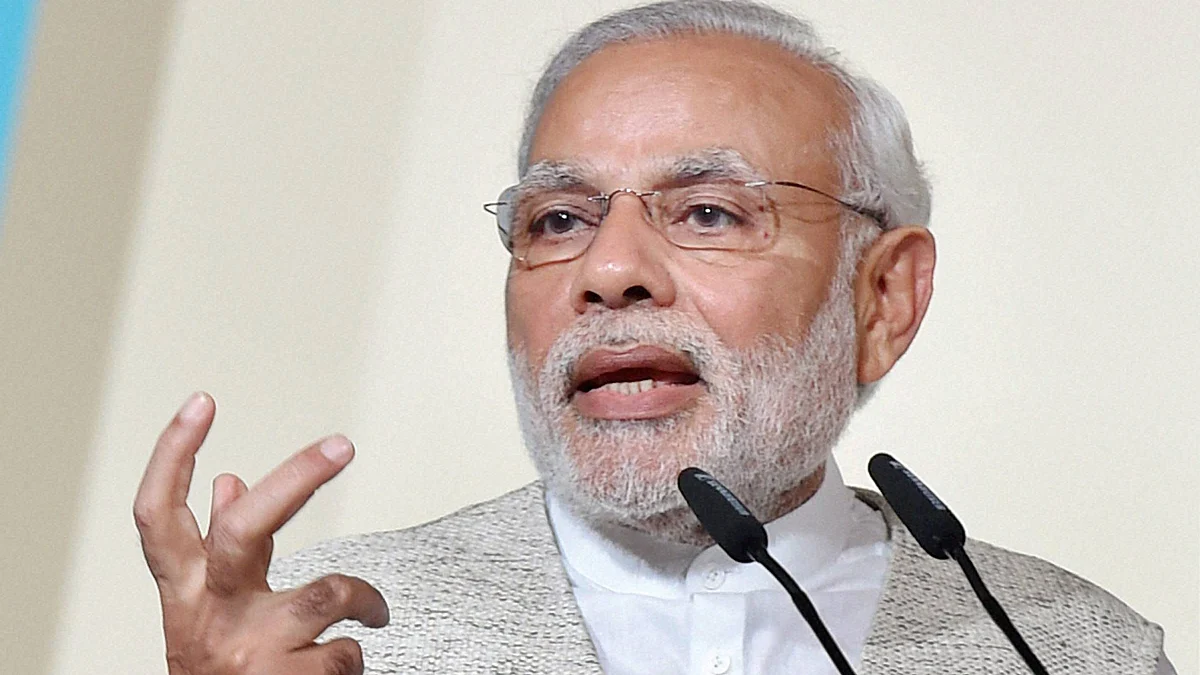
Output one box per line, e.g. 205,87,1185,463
482,179,885,262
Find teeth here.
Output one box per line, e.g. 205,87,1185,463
595,379,659,395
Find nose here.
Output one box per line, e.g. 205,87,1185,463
569,191,677,313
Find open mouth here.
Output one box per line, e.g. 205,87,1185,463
577,367,701,394
570,345,705,419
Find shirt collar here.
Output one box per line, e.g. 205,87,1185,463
547,458,857,598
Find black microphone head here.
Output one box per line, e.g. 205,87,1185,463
677,468,768,563
868,453,966,560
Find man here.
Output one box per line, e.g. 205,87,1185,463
133,1,1170,673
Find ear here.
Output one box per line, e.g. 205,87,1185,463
853,226,936,385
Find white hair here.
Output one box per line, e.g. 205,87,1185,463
518,0,932,230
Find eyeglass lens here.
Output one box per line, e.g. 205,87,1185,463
498,182,780,266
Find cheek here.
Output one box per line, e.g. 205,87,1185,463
684,258,833,347
505,270,573,366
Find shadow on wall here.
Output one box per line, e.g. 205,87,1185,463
0,2,176,673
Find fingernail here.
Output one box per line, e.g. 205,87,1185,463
179,392,208,422
320,435,354,463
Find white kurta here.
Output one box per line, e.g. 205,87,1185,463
547,460,890,675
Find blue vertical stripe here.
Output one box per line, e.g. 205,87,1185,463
0,0,38,229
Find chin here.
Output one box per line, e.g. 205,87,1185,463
555,416,708,524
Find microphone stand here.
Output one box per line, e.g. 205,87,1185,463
949,546,1050,675
678,468,859,675
869,454,1053,674
748,545,858,675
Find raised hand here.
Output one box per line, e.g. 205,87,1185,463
133,393,389,674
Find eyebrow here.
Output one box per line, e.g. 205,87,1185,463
517,148,765,193
518,161,593,192
660,148,764,185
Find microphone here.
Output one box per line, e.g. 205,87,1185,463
866,453,965,559
678,468,858,675
676,467,766,562
868,454,1050,675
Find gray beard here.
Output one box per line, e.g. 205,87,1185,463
508,273,859,544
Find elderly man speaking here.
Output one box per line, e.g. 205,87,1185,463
133,1,1170,673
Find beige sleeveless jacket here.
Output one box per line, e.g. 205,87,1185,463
269,483,1162,674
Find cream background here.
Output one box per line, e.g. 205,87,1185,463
1,1,1195,674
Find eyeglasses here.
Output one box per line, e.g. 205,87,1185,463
483,179,884,268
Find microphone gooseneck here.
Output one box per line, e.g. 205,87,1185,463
868,453,1050,675
677,468,858,675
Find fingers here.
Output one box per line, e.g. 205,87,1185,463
237,436,355,538
290,637,365,675
274,574,390,644
205,436,354,589
137,403,386,675
134,392,216,581
208,473,248,527
138,392,216,512
210,436,353,553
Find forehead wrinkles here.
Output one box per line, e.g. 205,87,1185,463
520,147,765,191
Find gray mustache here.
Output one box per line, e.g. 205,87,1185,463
538,310,721,398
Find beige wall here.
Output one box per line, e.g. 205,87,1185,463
0,2,175,673
1,2,1195,674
